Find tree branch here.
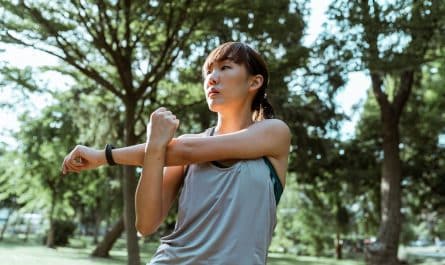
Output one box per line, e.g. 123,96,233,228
70,0,114,66
136,5,177,95
22,3,123,97
124,0,131,57
370,72,390,111
136,0,209,97
393,70,414,119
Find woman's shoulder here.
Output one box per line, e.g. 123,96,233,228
178,127,214,139
251,119,291,138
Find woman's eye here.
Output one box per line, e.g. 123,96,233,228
221,65,231,70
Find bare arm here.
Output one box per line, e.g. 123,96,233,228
62,119,290,173
165,119,290,166
134,108,180,236
114,119,290,165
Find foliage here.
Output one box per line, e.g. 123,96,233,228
0,0,444,262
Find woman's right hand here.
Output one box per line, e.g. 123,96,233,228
61,145,106,174
147,107,179,148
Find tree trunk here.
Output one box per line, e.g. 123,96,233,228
24,210,33,242
93,212,100,244
91,217,125,257
46,196,56,248
365,119,402,265
0,208,12,240
335,231,343,260
93,197,102,244
365,71,413,265
123,104,140,265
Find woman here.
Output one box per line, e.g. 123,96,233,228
62,42,291,264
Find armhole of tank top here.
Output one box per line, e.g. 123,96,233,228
183,165,190,178
263,157,284,206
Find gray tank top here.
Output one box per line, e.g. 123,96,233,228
148,128,279,265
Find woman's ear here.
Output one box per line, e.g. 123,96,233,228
248,74,264,92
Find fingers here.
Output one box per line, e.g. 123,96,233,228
62,156,77,175
152,107,169,116
63,158,83,174
173,117,180,128
61,146,85,175
147,107,180,144
150,107,178,123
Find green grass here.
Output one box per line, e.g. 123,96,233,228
268,253,363,265
0,236,365,265
2,236,443,265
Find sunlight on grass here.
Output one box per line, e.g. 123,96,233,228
0,238,365,265
268,252,364,265
3,237,442,265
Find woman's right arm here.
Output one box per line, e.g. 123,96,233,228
135,107,182,236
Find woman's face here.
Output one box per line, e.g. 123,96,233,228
203,59,251,113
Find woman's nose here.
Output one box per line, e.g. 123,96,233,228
208,70,219,85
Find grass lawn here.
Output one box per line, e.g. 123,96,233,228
1,236,443,265
0,236,364,265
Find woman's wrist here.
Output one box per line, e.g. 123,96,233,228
104,144,117,166
144,142,167,167
97,148,108,166
145,139,168,152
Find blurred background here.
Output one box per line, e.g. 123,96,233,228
0,1,444,265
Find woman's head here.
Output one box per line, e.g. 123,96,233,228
202,42,274,121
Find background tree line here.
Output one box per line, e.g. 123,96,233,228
0,1,444,265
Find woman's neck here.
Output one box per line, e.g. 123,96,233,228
214,109,254,135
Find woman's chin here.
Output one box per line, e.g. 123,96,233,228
207,101,224,112
208,106,220,113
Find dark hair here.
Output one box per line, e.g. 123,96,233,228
202,42,275,121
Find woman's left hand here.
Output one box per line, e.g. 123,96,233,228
61,145,105,174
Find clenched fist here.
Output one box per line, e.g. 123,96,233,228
147,107,179,148
61,145,105,174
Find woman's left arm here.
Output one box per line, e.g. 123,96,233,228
62,119,290,173
165,119,291,166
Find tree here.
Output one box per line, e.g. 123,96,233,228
0,146,21,241
1,0,217,262
60,81,126,255
321,1,445,264
1,1,312,263
398,60,445,242
352,59,445,252
15,98,90,247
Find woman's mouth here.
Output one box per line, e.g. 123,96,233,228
207,88,220,98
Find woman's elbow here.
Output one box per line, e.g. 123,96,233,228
135,212,162,236
135,220,159,237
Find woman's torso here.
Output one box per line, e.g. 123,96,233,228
148,128,280,265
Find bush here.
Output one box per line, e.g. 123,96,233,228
53,220,76,246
